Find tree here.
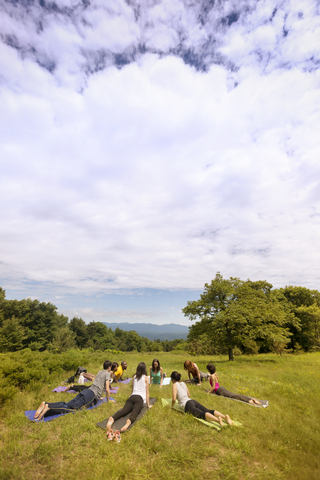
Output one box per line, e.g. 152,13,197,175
0,317,25,352
49,326,76,353
183,273,297,361
69,317,89,349
279,286,320,351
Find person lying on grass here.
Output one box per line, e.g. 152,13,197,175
170,371,234,426
184,360,209,386
82,362,118,384
206,364,261,405
106,362,151,438
150,358,163,387
34,360,115,421
113,361,128,383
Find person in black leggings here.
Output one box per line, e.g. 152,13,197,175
106,362,152,434
206,364,261,405
170,371,233,426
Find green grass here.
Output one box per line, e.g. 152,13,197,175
1,352,320,479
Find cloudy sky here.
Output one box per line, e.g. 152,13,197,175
1,0,320,326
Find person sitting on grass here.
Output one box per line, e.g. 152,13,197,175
206,363,261,405
34,361,115,421
170,371,233,426
106,362,151,440
114,361,127,382
150,358,163,387
184,360,209,386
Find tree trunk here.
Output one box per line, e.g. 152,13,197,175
228,347,234,361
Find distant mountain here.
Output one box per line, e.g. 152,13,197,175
103,322,189,341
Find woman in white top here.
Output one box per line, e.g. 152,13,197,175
170,371,233,426
106,362,151,434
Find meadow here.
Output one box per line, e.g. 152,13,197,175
1,350,319,480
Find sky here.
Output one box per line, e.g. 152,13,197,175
1,0,320,326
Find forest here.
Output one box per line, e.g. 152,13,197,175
0,273,319,358
0,287,184,354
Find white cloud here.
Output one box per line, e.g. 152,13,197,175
1,0,320,315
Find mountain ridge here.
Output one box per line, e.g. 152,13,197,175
102,322,189,341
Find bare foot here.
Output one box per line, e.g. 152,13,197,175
64,384,73,392
106,417,114,429
226,414,234,426
120,419,131,432
37,403,50,421
249,398,261,405
35,402,45,419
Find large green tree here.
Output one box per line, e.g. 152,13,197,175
279,286,320,351
183,273,297,361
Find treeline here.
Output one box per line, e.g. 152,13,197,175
1,274,319,359
184,273,320,360
0,288,185,354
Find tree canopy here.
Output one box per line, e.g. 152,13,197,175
183,273,298,360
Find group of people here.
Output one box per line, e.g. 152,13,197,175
34,358,260,442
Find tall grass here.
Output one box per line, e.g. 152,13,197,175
1,351,319,479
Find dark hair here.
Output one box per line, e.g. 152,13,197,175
103,360,112,370
152,358,160,373
111,362,118,372
121,361,127,368
207,363,216,374
170,371,181,382
135,362,147,381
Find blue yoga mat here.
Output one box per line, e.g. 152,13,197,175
25,397,116,422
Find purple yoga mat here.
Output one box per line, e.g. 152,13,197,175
24,397,116,422
52,386,119,394
117,378,132,384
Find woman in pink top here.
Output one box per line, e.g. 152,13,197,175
206,364,261,405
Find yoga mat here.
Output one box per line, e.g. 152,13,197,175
148,377,171,386
161,398,242,430
97,397,157,432
25,397,116,422
209,392,268,408
52,386,118,394
117,378,132,384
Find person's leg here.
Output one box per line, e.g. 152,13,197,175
185,400,226,426
120,395,144,432
128,395,144,424
36,401,70,420
67,385,90,393
42,390,95,419
112,398,134,422
83,373,95,382
216,386,257,403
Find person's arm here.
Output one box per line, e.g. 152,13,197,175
207,374,216,394
105,379,115,403
186,385,191,398
194,364,201,385
171,383,177,407
160,367,163,388
145,376,151,408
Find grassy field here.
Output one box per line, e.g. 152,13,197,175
1,351,319,480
